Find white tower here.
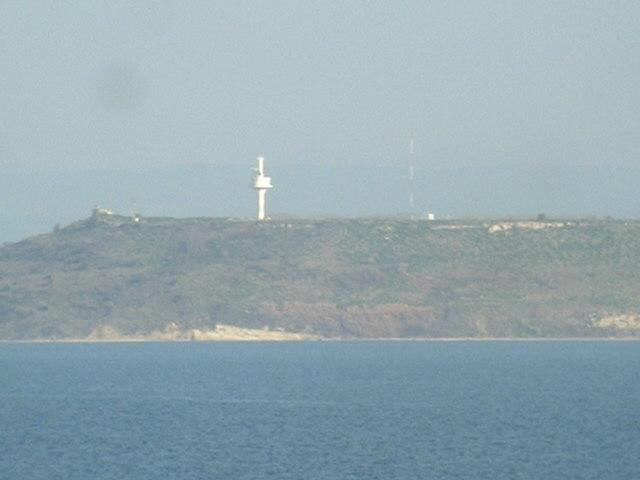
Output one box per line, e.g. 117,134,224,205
252,155,273,220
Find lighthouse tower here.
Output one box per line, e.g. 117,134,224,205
252,155,273,220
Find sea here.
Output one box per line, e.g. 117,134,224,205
1,341,639,479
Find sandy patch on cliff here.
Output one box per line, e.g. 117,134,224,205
84,323,319,342
595,314,640,331
488,221,569,234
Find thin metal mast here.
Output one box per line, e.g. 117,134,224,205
409,133,415,211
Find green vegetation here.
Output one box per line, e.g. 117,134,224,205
1,213,640,340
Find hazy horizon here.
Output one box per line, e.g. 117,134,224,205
2,1,640,240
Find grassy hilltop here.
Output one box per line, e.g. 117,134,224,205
1,213,640,340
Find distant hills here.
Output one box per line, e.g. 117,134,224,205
2,163,640,243
1,213,640,340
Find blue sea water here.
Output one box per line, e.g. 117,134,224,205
1,341,639,479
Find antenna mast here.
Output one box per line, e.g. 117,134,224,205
409,133,415,211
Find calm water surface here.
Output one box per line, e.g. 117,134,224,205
1,341,639,479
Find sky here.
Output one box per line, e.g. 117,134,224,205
3,0,639,172
1,1,640,239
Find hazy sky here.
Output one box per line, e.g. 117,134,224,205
3,1,639,174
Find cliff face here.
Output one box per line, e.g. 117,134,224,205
1,214,640,340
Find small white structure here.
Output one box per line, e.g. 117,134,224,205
427,212,435,221
252,155,273,220
92,206,114,216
